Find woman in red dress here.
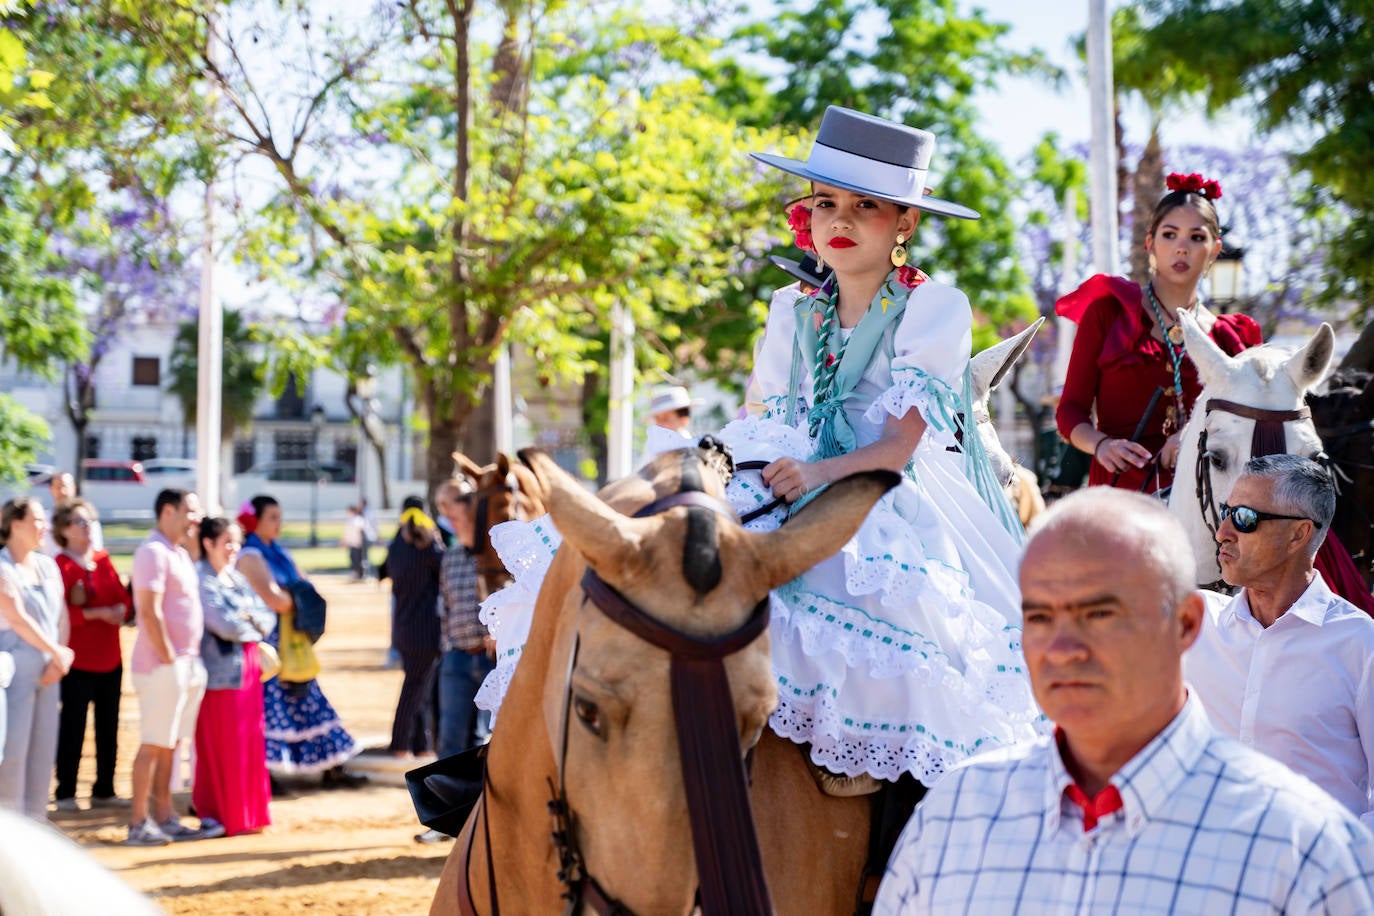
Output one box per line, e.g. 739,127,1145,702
1056,173,1262,492
193,517,273,836
52,500,128,810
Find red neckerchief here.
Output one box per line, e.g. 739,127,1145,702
1055,727,1124,831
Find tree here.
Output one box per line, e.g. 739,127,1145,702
1138,0,1374,313
167,308,266,440
100,0,803,492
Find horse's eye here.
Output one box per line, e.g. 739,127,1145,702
1208,451,1228,472
573,697,604,737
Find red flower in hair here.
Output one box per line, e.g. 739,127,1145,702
236,500,258,535
1166,171,1222,200
787,203,814,252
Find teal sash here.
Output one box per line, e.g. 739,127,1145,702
792,275,910,460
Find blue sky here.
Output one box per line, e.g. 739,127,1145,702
965,1,1258,163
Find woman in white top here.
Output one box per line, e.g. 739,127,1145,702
0,498,74,818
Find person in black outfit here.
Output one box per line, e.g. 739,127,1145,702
384,498,444,756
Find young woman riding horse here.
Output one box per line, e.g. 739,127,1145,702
1057,173,1262,493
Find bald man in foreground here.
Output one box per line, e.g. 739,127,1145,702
874,487,1374,914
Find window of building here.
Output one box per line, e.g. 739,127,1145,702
233,439,256,474
83,435,101,459
131,357,160,387
131,436,158,461
274,431,311,462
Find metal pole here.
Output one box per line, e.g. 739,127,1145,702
1087,0,1119,276
1052,186,1081,393
493,344,513,456
310,422,320,548
195,16,223,514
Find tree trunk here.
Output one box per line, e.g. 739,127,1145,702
581,372,608,486
459,396,497,466
1129,124,1166,287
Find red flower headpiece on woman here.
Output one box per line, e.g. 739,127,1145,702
787,202,814,253
1166,172,1223,201
236,500,258,535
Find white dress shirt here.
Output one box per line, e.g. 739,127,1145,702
874,693,1374,914
1186,574,1374,826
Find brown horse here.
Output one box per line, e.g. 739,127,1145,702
452,451,546,600
1310,370,1374,589
431,445,896,915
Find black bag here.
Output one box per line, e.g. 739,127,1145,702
406,744,486,837
287,578,327,643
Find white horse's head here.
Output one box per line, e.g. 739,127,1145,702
969,317,1045,487
1170,313,1335,584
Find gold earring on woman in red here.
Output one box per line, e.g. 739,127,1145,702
890,234,907,268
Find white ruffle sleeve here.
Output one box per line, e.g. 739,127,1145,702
863,280,973,449
748,284,804,415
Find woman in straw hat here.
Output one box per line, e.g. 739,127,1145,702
477,107,1041,788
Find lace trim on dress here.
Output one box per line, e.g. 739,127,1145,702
863,366,960,449
474,516,561,715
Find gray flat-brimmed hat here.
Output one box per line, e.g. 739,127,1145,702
752,106,979,220
768,252,833,289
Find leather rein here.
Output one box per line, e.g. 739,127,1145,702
458,486,774,916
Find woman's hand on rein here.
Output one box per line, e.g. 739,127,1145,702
1094,437,1151,474
761,457,824,504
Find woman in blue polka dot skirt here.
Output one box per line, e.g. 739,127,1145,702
236,496,365,788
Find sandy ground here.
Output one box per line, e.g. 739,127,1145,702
52,574,453,915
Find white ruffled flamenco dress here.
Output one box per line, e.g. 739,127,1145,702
477,274,1043,785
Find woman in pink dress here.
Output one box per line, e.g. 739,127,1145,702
193,517,273,836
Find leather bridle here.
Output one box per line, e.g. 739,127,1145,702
1194,397,1326,548
457,482,774,916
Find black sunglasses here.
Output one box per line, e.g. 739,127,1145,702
1219,503,1315,534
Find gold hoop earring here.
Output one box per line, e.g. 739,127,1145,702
890,234,908,268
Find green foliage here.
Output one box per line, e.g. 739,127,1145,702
1139,0,1374,311
721,0,1052,346
167,309,268,438
0,395,50,484
0,191,87,376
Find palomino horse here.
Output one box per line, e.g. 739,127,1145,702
452,452,546,600
432,445,897,915
1171,314,1334,586
1310,370,1374,589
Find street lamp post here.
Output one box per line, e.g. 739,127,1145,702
309,405,326,547
1211,239,1245,314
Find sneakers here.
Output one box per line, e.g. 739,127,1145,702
126,819,173,847
53,797,79,812
414,828,453,844
90,794,131,809
159,815,225,842
197,816,227,840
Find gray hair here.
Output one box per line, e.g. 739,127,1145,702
1240,454,1335,558
1026,487,1195,613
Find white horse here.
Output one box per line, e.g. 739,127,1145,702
1171,313,1335,585
969,318,1046,526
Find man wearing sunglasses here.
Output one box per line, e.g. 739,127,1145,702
1186,454,1374,827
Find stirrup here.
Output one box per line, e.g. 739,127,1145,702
802,752,883,798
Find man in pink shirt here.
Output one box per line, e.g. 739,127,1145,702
127,489,220,846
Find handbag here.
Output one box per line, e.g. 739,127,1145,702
287,579,327,644
277,612,320,683
256,642,281,683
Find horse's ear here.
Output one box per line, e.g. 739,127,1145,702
452,451,484,481
1178,312,1232,387
517,448,643,563
969,317,1044,403
747,470,900,592
494,452,512,477
1285,323,1335,393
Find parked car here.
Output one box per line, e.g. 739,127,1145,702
140,458,198,478
236,461,356,484
80,459,146,484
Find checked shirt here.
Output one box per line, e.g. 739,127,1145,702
874,693,1374,914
